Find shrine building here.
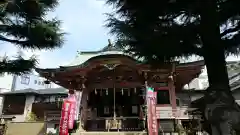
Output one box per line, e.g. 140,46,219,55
35,40,205,133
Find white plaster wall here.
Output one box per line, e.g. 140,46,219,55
183,66,209,90
0,74,14,92
14,74,60,90
188,78,201,89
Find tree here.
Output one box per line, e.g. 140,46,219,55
105,0,240,134
0,0,64,75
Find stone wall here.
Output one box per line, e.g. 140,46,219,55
5,122,45,135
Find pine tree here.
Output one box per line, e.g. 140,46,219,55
106,0,240,134
0,0,64,75
106,0,240,94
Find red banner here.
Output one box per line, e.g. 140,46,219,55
59,100,71,135
67,94,77,129
147,91,158,135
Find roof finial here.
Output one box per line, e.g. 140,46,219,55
108,39,112,47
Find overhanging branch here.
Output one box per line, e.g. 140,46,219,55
0,35,27,45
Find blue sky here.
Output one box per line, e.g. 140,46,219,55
0,0,114,68
41,0,114,67
0,0,239,69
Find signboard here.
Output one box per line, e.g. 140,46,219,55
59,100,71,135
147,87,158,135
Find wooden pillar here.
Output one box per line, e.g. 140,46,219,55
169,63,177,118
79,82,87,131
143,71,148,131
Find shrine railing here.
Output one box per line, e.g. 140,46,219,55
155,106,201,119
85,117,144,131
44,111,61,123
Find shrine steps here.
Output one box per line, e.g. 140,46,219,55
74,131,147,135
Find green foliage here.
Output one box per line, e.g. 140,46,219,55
0,0,64,75
105,0,240,91
175,123,185,135
26,112,38,121
105,3,239,134
0,55,37,75
105,0,240,61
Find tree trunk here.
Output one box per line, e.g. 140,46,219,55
199,1,239,135
200,0,230,92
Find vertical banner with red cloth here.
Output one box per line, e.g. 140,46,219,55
59,100,71,135
147,87,158,135
67,93,77,129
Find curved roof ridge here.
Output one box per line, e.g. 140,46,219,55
67,50,126,67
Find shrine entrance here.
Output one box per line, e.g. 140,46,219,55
35,41,205,134
85,65,145,131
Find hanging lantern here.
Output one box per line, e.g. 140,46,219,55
82,83,86,89
128,89,130,96
100,89,102,96
106,88,108,95
134,88,137,94
51,72,55,77
121,88,124,95
87,95,88,100
95,89,97,95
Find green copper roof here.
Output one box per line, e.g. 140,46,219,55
66,43,125,66
64,39,124,67
147,87,154,92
